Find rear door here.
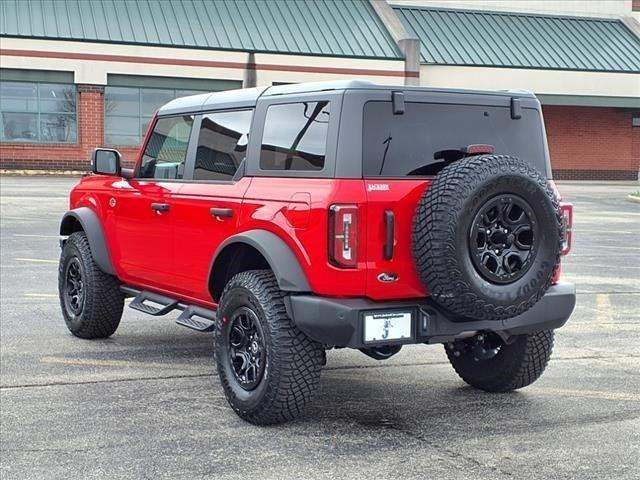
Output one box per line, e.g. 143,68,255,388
170,109,254,302
361,98,548,300
109,114,195,290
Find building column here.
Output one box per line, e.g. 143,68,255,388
369,0,421,85
76,85,105,159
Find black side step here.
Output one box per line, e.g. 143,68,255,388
176,306,216,332
128,290,179,316
121,286,216,332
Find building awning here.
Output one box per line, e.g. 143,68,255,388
0,0,402,60
394,6,640,73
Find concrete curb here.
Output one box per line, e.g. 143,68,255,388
626,195,640,204
556,180,640,186
1,169,85,177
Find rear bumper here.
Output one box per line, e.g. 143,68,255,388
286,282,576,348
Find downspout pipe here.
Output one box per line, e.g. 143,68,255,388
243,52,257,88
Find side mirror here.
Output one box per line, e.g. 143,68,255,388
91,148,121,176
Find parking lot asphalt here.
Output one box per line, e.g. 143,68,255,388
1,176,639,480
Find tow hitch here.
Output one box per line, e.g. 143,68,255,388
448,333,502,362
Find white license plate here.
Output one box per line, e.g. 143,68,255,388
363,311,412,343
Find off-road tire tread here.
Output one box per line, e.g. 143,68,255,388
413,155,562,320
446,330,554,392
58,231,124,339
215,270,324,425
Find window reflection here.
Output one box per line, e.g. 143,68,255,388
105,87,207,146
260,101,330,171
0,81,77,143
194,110,253,181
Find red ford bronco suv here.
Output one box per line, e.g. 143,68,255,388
59,80,575,425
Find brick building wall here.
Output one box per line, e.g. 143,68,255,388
544,106,640,180
1,89,638,180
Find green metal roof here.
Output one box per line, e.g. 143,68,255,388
394,6,640,72
0,0,402,60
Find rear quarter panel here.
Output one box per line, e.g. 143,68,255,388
242,177,368,296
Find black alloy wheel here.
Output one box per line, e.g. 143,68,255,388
469,194,538,284
227,306,266,390
64,257,86,317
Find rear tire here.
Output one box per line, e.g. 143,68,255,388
446,330,554,392
215,270,324,425
58,231,124,339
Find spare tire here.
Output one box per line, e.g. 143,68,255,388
412,155,562,320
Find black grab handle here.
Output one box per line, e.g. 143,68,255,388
384,210,394,260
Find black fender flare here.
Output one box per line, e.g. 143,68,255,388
60,207,115,275
211,230,311,293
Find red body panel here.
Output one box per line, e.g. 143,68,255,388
363,179,430,300
241,178,368,297
170,178,253,301
69,107,570,310
69,169,567,308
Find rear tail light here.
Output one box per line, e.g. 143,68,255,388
560,202,573,255
329,204,358,268
549,180,573,256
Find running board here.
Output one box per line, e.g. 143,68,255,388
121,286,216,332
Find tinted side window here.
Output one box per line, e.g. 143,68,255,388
194,110,253,181
260,101,330,171
139,115,193,179
362,101,546,177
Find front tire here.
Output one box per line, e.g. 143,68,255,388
58,231,124,339
215,270,324,425
446,330,554,392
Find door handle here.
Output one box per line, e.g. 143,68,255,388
151,203,170,213
210,208,234,218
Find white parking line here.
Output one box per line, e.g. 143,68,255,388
534,387,639,402
24,293,58,298
15,258,57,263
13,234,60,238
40,356,202,371
595,294,613,329
576,230,640,235
585,245,640,251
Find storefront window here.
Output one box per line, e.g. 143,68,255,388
0,81,77,143
104,87,204,146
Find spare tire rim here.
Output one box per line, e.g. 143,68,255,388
469,194,538,284
227,306,266,391
64,257,85,316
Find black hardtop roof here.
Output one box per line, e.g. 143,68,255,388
157,79,537,116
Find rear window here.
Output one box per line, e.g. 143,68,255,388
194,109,252,181
362,101,546,177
